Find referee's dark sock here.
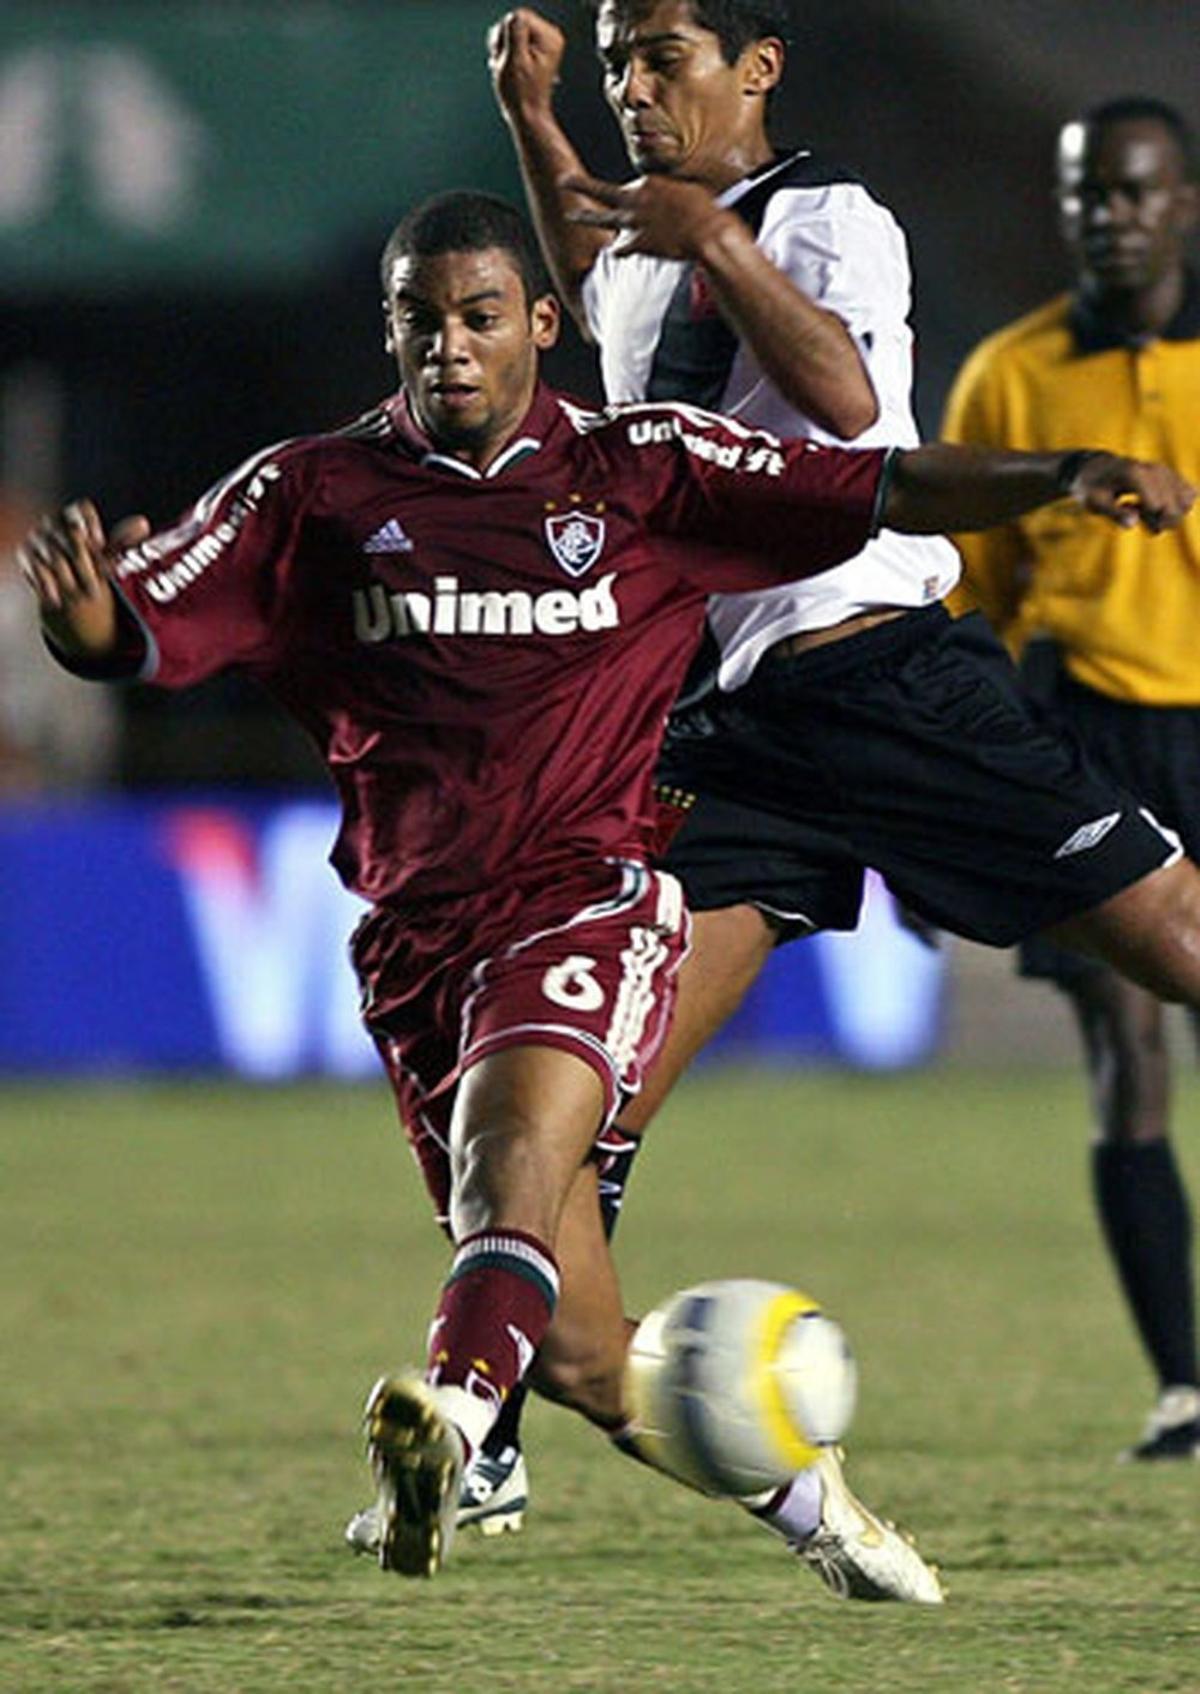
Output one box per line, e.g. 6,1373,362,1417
479,1129,646,1464
1091,1138,1200,1391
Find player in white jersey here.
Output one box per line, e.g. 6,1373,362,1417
489,3,973,1052
481,0,1200,1539
581,148,959,688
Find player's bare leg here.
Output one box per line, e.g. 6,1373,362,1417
350,1152,634,1560
363,1043,606,1577
1072,970,1170,1146
472,903,776,1495
1063,967,1200,1459
527,1140,943,1603
447,1043,607,1239
1050,856,1200,1003
528,1161,635,1428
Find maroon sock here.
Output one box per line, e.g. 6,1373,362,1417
426,1228,560,1452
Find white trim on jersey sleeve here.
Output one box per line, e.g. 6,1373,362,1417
117,586,163,684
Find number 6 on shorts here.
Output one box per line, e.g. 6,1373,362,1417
541,954,605,1011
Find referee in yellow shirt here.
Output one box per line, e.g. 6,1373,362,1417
944,97,1200,1460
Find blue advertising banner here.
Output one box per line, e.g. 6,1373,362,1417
0,798,943,1076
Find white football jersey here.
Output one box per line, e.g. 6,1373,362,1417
581,150,960,690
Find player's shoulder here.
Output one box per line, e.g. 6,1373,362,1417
267,401,407,465
272,402,423,485
187,407,405,526
758,148,870,197
553,392,764,448
549,393,663,461
213,413,383,483
746,148,895,230
960,294,1076,377
945,296,1076,434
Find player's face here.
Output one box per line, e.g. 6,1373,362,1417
595,0,780,189
1057,118,1199,297
385,247,559,469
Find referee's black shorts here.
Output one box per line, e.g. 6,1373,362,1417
1016,647,1200,986
655,606,1180,949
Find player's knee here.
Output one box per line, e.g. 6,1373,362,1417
1061,860,1200,1004
1145,862,1200,1000
449,1126,556,1241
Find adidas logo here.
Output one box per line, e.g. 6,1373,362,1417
363,518,414,554
1053,812,1120,859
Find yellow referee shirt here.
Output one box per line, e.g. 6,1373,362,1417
941,275,1200,704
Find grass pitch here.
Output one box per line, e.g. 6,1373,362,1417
3,1066,1200,1692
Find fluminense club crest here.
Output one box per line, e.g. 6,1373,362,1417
545,510,606,577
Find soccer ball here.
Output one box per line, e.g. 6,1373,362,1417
623,1279,857,1497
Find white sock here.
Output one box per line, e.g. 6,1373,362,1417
428,1383,493,1468
741,1464,823,1543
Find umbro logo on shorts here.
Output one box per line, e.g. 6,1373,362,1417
363,518,414,554
1053,812,1121,859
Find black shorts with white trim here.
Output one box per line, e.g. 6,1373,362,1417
655,607,1178,948
1016,646,1199,986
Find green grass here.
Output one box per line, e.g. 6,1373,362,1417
3,1067,1200,1692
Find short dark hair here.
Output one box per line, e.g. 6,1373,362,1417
380,191,551,305
1081,96,1197,180
583,0,793,63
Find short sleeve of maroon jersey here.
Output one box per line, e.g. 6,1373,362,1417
103,441,319,688
597,403,887,592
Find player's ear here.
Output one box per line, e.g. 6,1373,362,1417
382,300,395,355
531,292,561,351
1176,177,1200,235
741,35,784,98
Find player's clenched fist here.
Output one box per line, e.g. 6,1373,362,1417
488,8,566,120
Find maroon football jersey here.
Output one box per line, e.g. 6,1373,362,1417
106,384,884,904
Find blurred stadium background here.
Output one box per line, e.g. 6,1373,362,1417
1,0,1197,1079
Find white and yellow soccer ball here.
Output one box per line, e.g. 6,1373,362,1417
624,1279,857,1497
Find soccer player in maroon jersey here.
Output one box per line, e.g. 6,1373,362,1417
19,191,1193,1581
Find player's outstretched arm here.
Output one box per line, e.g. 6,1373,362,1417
17,500,150,662
883,445,1196,536
488,9,608,333
564,169,878,439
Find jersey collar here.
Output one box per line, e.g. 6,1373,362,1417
1071,267,1200,352
717,148,809,210
385,384,560,480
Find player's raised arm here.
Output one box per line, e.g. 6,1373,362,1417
488,9,609,334
882,445,1197,536
17,500,150,664
566,168,878,438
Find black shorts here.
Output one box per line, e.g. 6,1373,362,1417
655,607,1179,948
1017,647,1196,986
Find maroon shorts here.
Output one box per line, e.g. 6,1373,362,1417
350,859,689,1222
